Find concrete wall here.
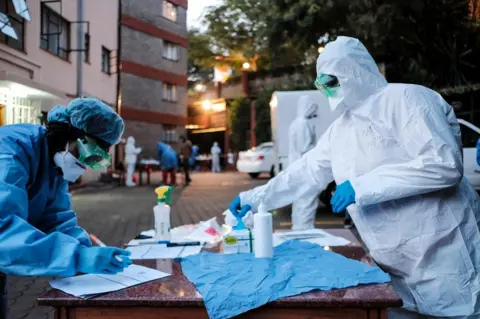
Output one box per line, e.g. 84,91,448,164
120,27,188,76
121,0,187,38
119,0,188,162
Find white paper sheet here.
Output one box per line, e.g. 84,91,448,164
49,264,169,298
127,244,202,260
273,229,350,247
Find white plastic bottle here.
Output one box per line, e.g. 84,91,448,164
254,203,273,258
153,186,173,243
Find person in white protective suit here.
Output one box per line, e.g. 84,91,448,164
124,136,142,187
229,36,480,318
288,95,319,230
211,142,222,173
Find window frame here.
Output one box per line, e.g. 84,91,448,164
163,83,177,102
163,41,179,61
40,3,71,61
0,0,25,51
162,1,178,22
101,46,111,75
84,32,90,63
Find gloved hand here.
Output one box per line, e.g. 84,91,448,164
76,246,132,275
331,181,356,213
229,196,251,218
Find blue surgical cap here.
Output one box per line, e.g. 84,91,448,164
47,98,124,145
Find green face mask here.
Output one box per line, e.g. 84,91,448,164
76,136,111,170
314,74,341,98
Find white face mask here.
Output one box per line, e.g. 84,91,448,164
327,87,345,111
54,149,87,183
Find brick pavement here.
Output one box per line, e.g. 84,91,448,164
6,172,344,319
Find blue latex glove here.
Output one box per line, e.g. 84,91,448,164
76,247,132,275
476,138,480,166
229,196,251,219
331,181,356,213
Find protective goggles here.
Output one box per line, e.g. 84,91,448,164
314,74,340,97
76,136,111,170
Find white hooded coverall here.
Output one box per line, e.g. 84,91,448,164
211,142,221,173
288,96,319,230
240,36,480,318
124,136,142,187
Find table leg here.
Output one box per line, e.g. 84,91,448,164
139,169,144,186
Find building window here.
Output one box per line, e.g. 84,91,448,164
163,83,177,102
101,46,111,74
40,4,70,60
163,1,177,21
163,41,179,61
0,0,25,51
163,125,177,143
84,33,90,62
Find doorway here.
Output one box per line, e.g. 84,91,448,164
0,105,5,126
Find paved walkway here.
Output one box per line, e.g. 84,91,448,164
6,172,345,319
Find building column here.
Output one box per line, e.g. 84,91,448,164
224,102,230,153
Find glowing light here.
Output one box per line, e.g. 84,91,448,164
242,62,250,70
269,94,278,108
202,100,212,111
318,46,325,54
195,84,206,92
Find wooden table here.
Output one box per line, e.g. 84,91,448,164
38,230,401,319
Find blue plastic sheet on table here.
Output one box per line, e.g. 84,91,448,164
180,240,391,319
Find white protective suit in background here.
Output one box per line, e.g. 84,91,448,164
288,96,319,230
239,36,480,318
124,136,142,187
211,142,221,173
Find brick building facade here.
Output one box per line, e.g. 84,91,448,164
119,0,188,159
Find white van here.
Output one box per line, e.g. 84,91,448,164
270,90,341,172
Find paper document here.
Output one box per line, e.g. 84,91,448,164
49,264,169,298
273,229,350,247
127,244,202,260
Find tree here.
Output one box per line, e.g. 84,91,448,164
188,29,215,84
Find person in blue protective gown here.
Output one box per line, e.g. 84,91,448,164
189,145,199,171
157,142,179,186
0,98,132,318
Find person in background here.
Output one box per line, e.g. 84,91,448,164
211,142,222,173
230,36,480,318
124,136,142,187
189,145,199,172
179,136,192,186
227,150,235,170
157,141,178,186
288,95,319,230
0,98,132,318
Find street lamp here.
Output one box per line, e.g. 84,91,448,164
202,100,212,111
195,83,206,92
242,62,251,70
318,46,325,54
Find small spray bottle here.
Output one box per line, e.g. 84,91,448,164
154,186,174,243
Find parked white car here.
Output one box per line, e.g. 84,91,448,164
236,142,276,179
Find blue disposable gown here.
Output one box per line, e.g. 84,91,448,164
189,145,199,167
0,124,91,277
157,142,178,170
